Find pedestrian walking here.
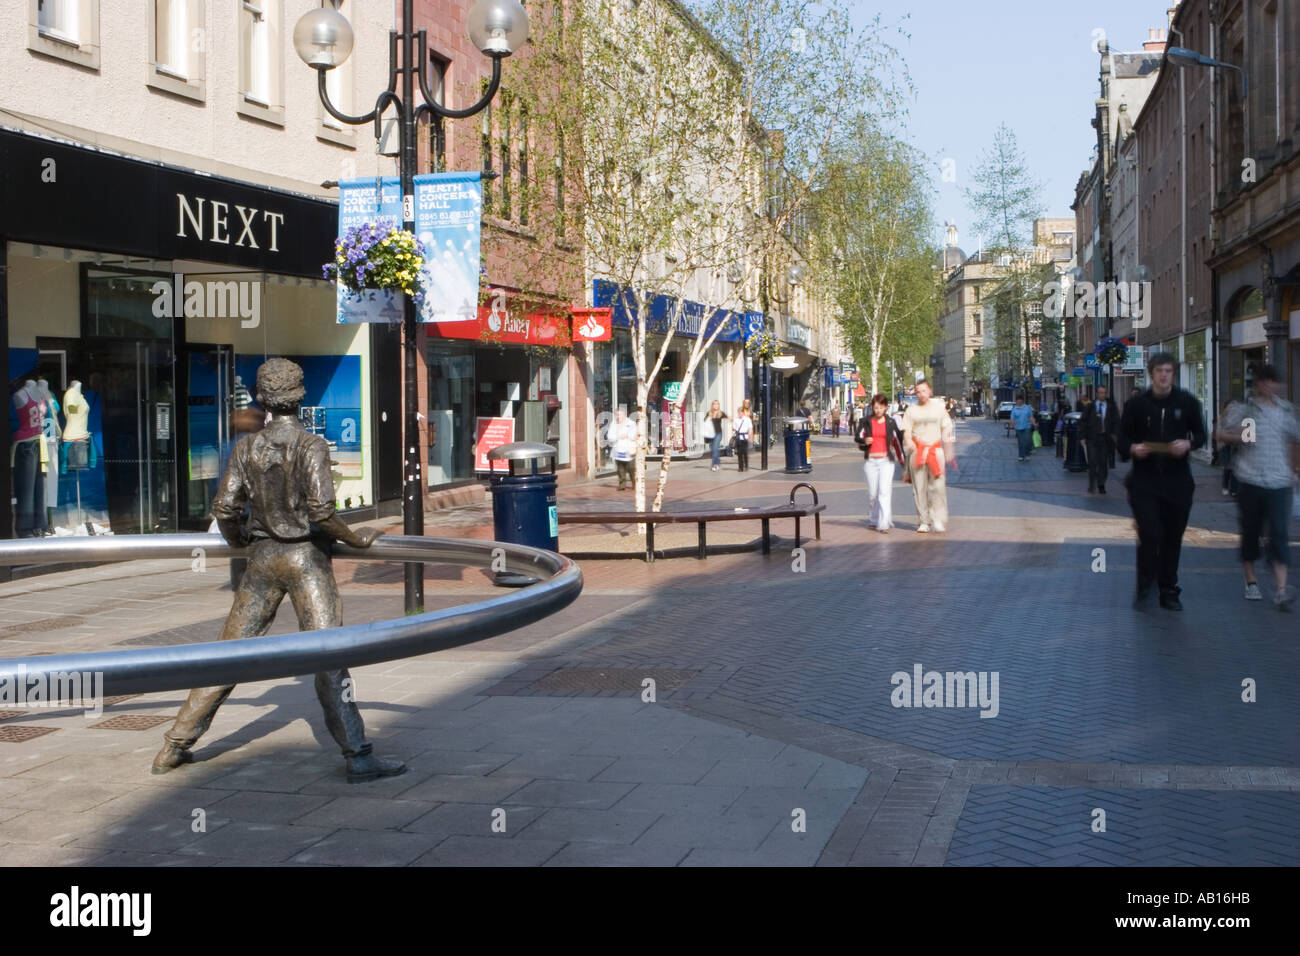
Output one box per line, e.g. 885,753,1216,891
1216,400,1239,497
1010,393,1037,461
734,399,753,472
611,407,637,490
1214,365,1300,610
1117,351,1208,611
857,393,904,533
901,379,957,533
1081,385,1119,493
830,404,841,438
702,400,728,471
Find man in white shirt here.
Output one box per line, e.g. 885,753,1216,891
901,380,957,532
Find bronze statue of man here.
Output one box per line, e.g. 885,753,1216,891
152,358,406,783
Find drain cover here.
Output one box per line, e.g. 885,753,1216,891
101,695,140,707
1,615,85,634
0,711,30,721
530,667,698,694
89,715,171,731
0,725,59,742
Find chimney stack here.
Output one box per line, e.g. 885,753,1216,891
1144,27,1166,53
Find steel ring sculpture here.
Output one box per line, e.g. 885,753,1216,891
0,535,582,698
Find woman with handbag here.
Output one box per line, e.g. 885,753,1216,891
734,399,753,472
858,393,904,533
703,400,727,471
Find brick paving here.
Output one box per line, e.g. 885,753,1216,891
1,418,1298,866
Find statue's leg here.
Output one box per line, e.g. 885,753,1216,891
290,539,405,783
153,542,286,773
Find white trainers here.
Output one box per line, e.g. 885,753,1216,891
931,520,945,533
1275,585,1295,611
1244,582,1263,601
917,524,930,533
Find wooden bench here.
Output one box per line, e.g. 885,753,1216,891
558,482,826,563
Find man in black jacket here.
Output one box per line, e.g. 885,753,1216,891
1116,352,1208,611
1081,385,1119,493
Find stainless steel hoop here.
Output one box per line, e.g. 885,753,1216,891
0,535,582,698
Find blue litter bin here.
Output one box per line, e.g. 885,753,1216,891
487,441,558,587
783,417,812,474
1063,412,1088,473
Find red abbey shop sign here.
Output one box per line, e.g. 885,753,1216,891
427,298,573,347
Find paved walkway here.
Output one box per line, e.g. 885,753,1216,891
1,419,1297,866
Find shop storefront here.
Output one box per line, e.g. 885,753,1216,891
2,129,394,541
591,280,743,471
424,294,572,488
1227,289,1268,402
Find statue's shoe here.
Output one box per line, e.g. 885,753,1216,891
151,743,194,775
346,753,407,784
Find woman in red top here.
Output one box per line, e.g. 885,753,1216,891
857,394,904,533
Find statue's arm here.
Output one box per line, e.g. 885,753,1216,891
306,437,383,549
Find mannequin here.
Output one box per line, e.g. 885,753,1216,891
61,380,93,531
36,378,61,519
12,380,48,537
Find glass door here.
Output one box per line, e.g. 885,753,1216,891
181,345,233,528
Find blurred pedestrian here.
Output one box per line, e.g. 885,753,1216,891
1117,352,1208,611
1217,400,1239,497
703,399,727,472
901,380,956,533
857,393,904,533
611,407,637,490
734,399,753,472
831,403,841,437
1215,365,1299,609
1081,385,1119,493
1010,393,1037,461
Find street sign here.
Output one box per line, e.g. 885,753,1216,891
662,381,683,401
1084,354,1099,369
1033,365,1042,378
1122,346,1144,371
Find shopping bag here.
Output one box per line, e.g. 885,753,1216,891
1032,430,1042,449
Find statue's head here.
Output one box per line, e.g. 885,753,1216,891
256,358,306,414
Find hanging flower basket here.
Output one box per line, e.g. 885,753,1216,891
324,220,427,323
749,330,782,365
1095,336,1128,366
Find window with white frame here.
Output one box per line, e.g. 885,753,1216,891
239,0,283,123
149,0,205,100
29,0,100,69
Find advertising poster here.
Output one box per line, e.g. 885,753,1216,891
475,416,516,472
334,177,402,324
413,172,482,324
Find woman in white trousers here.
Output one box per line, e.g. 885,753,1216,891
857,394,904,534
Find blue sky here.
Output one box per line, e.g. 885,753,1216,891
856,0,1173,251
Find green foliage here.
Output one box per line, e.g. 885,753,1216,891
962,123,1045,256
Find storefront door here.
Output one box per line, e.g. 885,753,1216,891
181,344,233,529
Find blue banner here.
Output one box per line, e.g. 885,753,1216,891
592,279,745,343
414,172,482,324
335,177,402,324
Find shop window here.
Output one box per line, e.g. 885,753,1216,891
29,0,100,70
238,0,284,125
427,54,448,172
149,0,206,102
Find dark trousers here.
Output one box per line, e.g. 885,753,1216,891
1016,428,1033,458
13,438,47,537
1086,439,1111,489
736,438,749,471
615,458,633,488
1237,482,1292,567
1128,486,1193,593
832,420,840,437
162,537,372,759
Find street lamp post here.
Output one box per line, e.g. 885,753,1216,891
764,262,803,471
294,0,528,616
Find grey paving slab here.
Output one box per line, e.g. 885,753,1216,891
503,779,635,810
611,783,744,816
543,841,690,867
291,796,435,830
196,791,332,825
593,755,720,785
488,751,618,782
638,810,780,851
392,773,533,804
290,828,443,866
402,802,545,838
411,834,565,866
515,807,662,845
176,822,336,863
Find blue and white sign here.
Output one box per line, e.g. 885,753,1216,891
413,172,482,324
335,177,402,324
1084,353,1099,369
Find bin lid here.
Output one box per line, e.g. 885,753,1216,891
487,441,557,461
784,417,809,426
